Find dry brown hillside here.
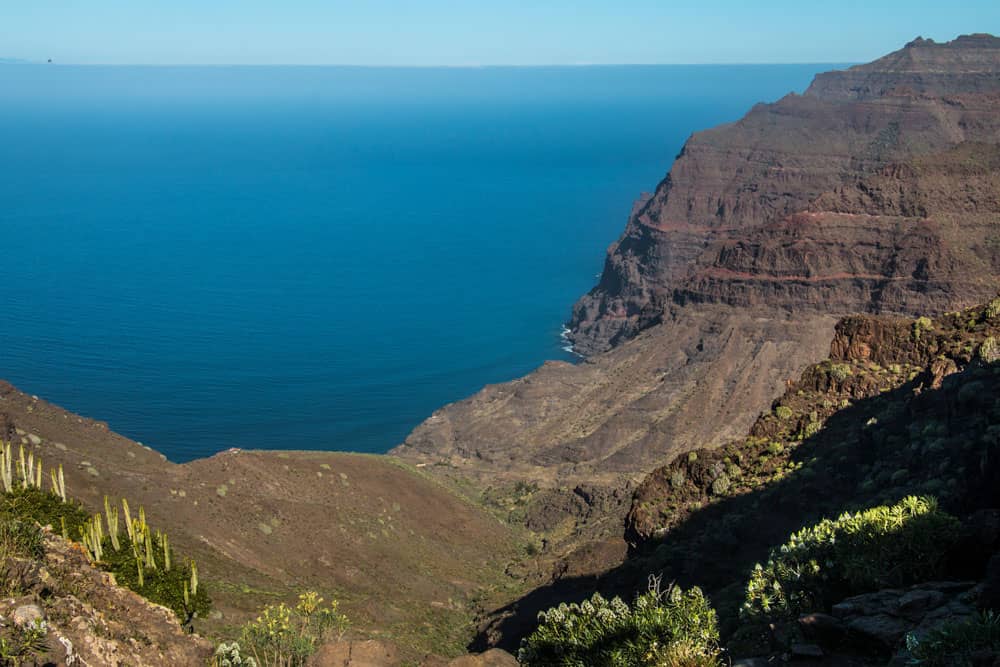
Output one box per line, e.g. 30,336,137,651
0,380,525,659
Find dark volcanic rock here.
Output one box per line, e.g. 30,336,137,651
828,582,978,657
982,553,1000,611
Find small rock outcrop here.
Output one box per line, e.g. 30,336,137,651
830,582,978,651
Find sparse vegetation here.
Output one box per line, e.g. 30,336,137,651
518,578,721,667
0,517,43,562
980,336,1000,363
0,441,209,626
829,363,852,382
0,618,49,665
913,316,934,340
741,496,960,621
0,485,89,539
710,474,730,496
906,611,1000,666
212,641,259,667
239,591,350,666
0,519,44,597
984,296,1000,320
78,497,209,623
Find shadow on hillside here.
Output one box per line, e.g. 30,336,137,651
472,361,1000,652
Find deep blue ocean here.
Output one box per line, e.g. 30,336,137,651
0,64,831,462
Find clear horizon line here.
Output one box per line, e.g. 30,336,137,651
1,60,855,68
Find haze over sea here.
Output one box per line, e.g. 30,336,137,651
0,64,830,462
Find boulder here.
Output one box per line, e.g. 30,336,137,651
827,581,981,659
12,604,44,628
307,640,403,666
847,614,911,648
798,612,846,643
897,589,946,619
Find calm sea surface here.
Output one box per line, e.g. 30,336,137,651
0,64,832,461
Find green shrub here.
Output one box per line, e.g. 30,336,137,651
0,486,89,538
800,420,822,440
710,474,730,496
984,297,1000,321
829,364,853,382
980,337,1000,364
0,519,45,596
0,518,43,562
906,611,1000,666
71,497,210,624
241,591,350,667
212,641,259,667
913,317,934,340
2,482,209,624
741,496,960,621
0,452,210,626
0,618,48,664
518,580,721,667
99,533,210,623
774,406,793,420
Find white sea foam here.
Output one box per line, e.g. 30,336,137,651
560,325,582,356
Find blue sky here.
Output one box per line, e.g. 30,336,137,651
3,1,998,65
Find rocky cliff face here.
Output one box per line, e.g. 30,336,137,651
475,299,1000,655
395,307,836,484
393,35,1000,488
568,34,1000,355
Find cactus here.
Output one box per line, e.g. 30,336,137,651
18,446,28,488
0,442,13,492
129,524,143,562
104,496,121,552
122,498,134,542
161,531,171,571
136,556,145,588
80,514,105,562
190,560,199,596
144,528,157,570
57,464,66,501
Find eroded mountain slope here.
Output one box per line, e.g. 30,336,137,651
394,35,1000,490
0,380,523,659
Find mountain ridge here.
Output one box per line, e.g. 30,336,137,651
392,34,1000,495
3,33,1000,665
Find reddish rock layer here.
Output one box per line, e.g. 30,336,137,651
395,36,1000,488
568,35,1000,355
